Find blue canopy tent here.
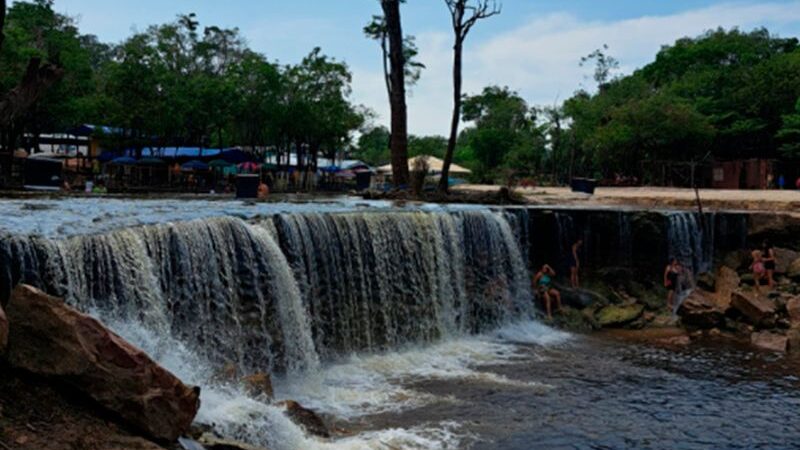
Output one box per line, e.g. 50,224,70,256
181,160,210,171
125,147,223,159
110,156,138,165
320,165,341,174
97,151,120,163
219,149,252,164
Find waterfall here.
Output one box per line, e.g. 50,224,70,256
0,210,533,373
271,210,533,359
618,212,633,264
667,212,714,275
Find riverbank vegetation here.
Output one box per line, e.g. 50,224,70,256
356,28,800,185
1,1,799,188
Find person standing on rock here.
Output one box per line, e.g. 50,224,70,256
533,264,563,320
762,240,776,290
751,249,766,294
664,258,683,309
569,239,583,288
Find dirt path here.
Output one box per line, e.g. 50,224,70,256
455,185,800,213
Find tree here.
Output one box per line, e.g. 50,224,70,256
778,99,800,158
580,44,619,88
438,0,501,193
562,28,800,179
354,125,390,165
363,13,425,92
0,0,66,179
380,0,411,187
457,86,544,182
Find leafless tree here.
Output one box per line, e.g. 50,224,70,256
438,0,501,193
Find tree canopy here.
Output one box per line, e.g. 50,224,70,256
562,28,800,180
0,1,365,168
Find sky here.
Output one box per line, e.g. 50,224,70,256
39,0,800,136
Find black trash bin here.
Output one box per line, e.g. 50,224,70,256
570,177,596,195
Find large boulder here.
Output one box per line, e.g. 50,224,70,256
786,297,800,326
595,304,644,328
5,285,201,442
775,248,800,274
788,259,800,281
751,331,788,352
677,290,726,329
713,267,740,310
0,302,7,355
731,290,776,326
558,286,608,309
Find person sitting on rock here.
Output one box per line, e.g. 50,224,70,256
533,264,563,320
751,249,766,294
664,258,682,309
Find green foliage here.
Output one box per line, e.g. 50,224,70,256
778,99,800,158
564,28,800,178
0,3,365,161
458,86,547,182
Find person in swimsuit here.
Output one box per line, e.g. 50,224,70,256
762,240,776,290
569,239,583,288
533,264,563,320
663,258,682,309
751,249,766,294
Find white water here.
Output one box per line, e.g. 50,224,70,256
2,201,563,448
104,315,569,449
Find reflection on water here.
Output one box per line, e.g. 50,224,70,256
348,334,800,450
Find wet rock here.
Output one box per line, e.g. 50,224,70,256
0,302,7,355
696,272,716,292
787,328,800,351
195,434,270,450
731,291,776,326
722,250,750,273
280,400,330,438
595,304,644,328
787,297,800,326
677,290,726,329
558,286,608,309
5,285,201,441
775,248,800,274
751,331,788,352
656,335,691,346
788,259,800,281
713,267,740,310
242,373,274,399
106,436,169,450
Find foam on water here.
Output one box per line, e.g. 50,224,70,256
101,314,565,449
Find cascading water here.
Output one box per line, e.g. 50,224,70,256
0,208,538,448
666,212,714,275
2,217,320,374
270,210,533,359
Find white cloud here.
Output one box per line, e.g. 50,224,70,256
351,1,800,136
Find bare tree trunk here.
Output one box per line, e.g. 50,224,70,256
382,0,410,188
439,40,463,193
438,0,500,193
